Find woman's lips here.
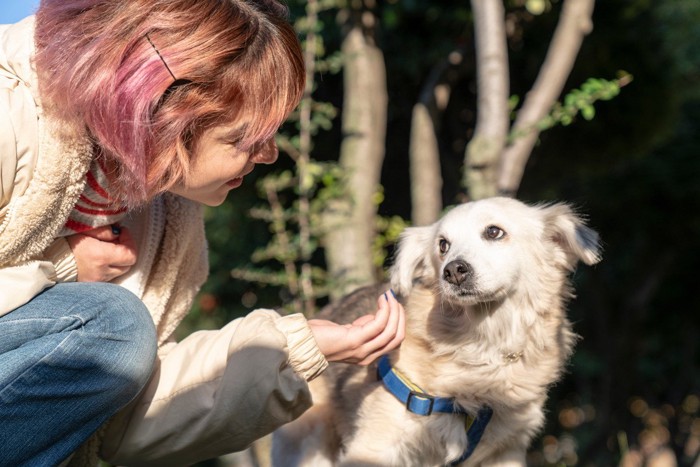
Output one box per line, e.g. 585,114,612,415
226,177,243,188
226,166,254,188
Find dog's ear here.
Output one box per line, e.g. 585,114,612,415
540,203,602,268
389,225,436,296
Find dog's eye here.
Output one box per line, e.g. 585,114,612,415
438,238,450,255
484,225,506,240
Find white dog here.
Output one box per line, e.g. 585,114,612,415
272,197,602,466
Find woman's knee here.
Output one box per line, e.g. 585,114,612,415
77,283,158,396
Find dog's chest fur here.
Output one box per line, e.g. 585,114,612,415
396,285,573,409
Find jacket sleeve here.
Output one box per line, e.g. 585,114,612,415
100,309,328,466
0,239,77,315
0,261,55,313
0,35,77,316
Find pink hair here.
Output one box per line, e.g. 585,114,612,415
34,0,305,207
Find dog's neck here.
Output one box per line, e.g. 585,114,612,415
390,285,549,397
403,285,528,353
386,283,575,412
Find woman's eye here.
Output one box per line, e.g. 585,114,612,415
484,225,506,240
223,138,243,148
439,238,450,255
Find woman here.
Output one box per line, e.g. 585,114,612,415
0,0,405,465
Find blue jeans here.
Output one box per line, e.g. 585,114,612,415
0,282,157,466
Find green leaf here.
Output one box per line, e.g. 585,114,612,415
581,105,596,120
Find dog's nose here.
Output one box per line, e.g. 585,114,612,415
443,260,474,286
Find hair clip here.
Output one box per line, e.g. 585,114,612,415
145,33,177,81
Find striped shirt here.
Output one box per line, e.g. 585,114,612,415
59,159,127,236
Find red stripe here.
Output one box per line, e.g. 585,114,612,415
64,218,96,233
74,204,127,216
86,169,111,200
78,194,115,208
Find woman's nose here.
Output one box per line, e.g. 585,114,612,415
251,139,279,165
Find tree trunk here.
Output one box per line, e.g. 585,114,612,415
462,0,595,200
409,102,443,226
409,50,470,225
409,52,467,225
464,0,510,201
497,0,595,196
323,5,388,299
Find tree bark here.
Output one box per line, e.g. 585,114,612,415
409,102,443,226
409,51,466,225
497,0,595,196
464,0,510,201
323,6,388,299
409,50,470,225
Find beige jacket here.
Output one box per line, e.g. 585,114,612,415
0,17,327,465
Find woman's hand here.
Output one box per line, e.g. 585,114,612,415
308,291,405,366
66,225,138,282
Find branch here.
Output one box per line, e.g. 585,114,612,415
297,0,319,315
263,180,302,313
497,0,595,197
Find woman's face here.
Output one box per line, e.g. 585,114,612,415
168,124,278,206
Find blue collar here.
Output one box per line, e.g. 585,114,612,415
377,355,493,465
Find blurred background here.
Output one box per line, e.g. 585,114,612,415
3,0,698,465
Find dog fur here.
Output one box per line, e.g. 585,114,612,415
272,197,602,466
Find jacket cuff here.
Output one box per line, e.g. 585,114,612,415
275,313,328,381
43,237,78,282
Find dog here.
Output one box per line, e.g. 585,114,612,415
272,197,602,466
